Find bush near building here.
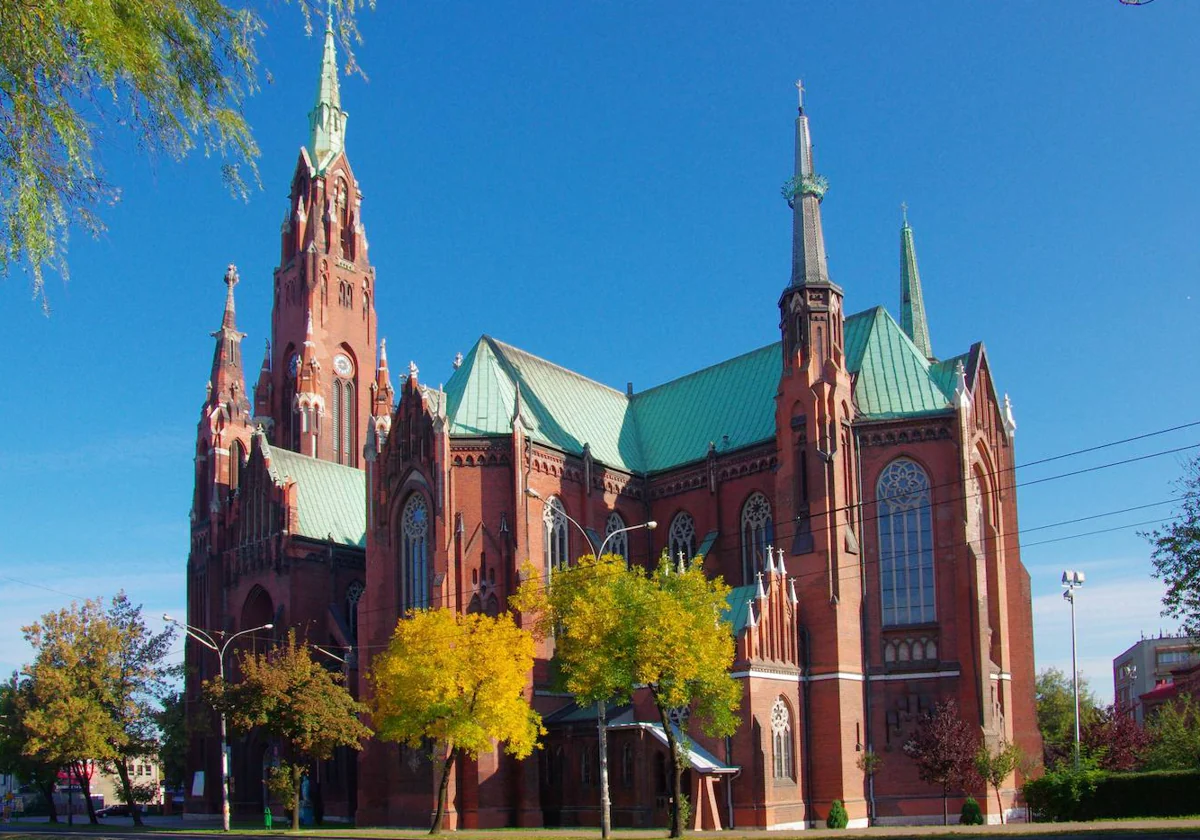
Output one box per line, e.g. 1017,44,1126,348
1024,768,1200,821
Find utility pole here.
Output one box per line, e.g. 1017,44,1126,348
1061,570,1085,769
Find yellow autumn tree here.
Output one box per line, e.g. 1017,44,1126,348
639,556,741,838
514,553,740,839
369,609,544,835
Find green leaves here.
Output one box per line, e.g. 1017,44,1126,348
1145,456,1200,641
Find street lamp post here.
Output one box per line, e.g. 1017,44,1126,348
1060,570,1085,769
525,486,656,840
164,614,274,832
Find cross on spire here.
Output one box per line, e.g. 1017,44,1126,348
795,79,805,111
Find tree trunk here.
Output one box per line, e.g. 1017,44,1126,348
654,698,684,839
995,783,1005,824
74,761,98,824
430,748,456,835
115,757,143,827
38,780,58,823
292,763,303,832
941,784,948,826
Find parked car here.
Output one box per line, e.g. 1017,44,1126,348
96,803,144,817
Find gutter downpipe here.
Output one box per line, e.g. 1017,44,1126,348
853,428,875,825
798,623,814,828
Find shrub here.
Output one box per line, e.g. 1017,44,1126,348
826,799,848,829
1022,765,1102,821
959,796,984,825
1023,767,1200,821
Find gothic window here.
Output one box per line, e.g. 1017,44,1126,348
622,744,634,788
543,495,569,574
230,440,245,492
604,511,628,562
741,492,773,584
333,379,343,460
770,698,794,780
580,746,593,785
668,512,695,563
400,494,430,611
877,458,935,626
345,581,364,643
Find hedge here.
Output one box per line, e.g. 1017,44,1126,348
1024,768,1200,821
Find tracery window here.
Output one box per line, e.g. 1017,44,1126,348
741,492,773,584
400,494,430,611
877,459,935,626
668,512,695,563
604,511,628,562
770,698,794,780
345,581,364,642
543,495,569,574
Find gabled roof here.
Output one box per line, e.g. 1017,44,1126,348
846,307,954,420
264,443,366,548
441,306,959,475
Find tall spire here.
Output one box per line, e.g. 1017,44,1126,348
308,2,347,171
207,265,250,418
899,205,934,360
782,80,832,288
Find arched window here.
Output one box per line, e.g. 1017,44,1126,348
668,512,695,563
741,492,773,584
770,698,794,780
332,352,357,467
345,581,364,643
230,440,245,492
877,459,935,626
400,494,430,611
604,511,628,562
543,496,569,573
622,743,634,787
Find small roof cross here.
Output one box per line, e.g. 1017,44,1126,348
795,79,805,110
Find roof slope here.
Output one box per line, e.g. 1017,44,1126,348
632,344,780,473
441,307,956,475
846,307,952,420
265,444,366,547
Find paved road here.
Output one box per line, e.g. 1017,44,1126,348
5,816,1200,839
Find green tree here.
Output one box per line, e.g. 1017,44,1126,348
156,691,188,791
370,608,544,835
208,631,371,831
0,0,371,307
1036,667,1099,768
103,593,177,826
20,598,123,824
1145,456,1200,639
903,699,982,825
975,739,1022,824
637,556,741,839
1143,694,1200,770
0,675,62,822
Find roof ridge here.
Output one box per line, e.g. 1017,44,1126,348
634,341,780,398
268,444,365,477
485,335,629,399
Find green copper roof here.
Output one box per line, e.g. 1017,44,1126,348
899,220,933,359
264,443,366,547
724,584,758,636
442,306,955,475
632,344,780,473
846,307,952,420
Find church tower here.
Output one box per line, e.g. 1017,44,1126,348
256,11,379,466
772,85,866,825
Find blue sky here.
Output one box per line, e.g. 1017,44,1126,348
2,2,1198,704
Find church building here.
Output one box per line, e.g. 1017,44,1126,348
185,21,1040,830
